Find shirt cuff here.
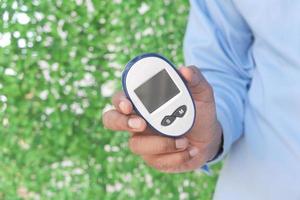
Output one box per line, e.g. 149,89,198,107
199,164,212,175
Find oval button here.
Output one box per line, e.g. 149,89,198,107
172,105,187,118
161,116,176,126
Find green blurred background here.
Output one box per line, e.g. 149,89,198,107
0,0,220,199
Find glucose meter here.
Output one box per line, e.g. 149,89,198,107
122,53,195,137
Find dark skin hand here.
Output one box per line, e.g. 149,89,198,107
103,66,222,173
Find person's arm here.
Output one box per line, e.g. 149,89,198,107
184,0,255,164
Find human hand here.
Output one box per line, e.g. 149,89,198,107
102,66,222,173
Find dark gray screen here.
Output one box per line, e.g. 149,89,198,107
134,69,180,113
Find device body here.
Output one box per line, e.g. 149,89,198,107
122,53,195,137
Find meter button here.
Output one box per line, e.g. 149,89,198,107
161,116,176,126
172,105,187,118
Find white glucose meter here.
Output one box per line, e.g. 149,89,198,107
122,53,196,137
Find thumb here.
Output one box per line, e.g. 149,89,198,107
179,66,214,102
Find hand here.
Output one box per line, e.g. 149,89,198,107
102,66,222,173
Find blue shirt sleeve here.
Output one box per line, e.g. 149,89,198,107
184,0,255,165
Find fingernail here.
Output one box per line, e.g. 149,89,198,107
128,118,142,129
189,147,199,157
175,138,188,149
119,101,127,113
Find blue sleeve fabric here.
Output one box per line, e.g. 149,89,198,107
184,0,255,165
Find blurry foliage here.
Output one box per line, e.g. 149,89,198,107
0,0,219,199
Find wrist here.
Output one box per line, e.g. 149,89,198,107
206,121,223,162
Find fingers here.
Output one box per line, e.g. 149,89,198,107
104,91,146,132
129,135,189,155
102,109,146,132
128,134,200,172
142,147,199,171
179,66,214,102
112,91,133,115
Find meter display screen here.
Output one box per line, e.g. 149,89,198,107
134,69,180,113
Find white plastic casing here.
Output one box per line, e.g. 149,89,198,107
122,54,195,137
